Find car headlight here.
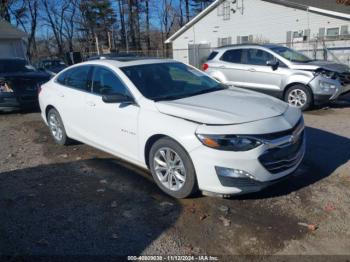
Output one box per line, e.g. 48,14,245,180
196,134,263,151
317,80,337,94
0,81,14,93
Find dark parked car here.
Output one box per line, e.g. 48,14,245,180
0,58,51,112
35,59,67,75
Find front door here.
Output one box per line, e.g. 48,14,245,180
83,66,139,161
239,48,286,93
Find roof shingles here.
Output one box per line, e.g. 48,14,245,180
0,20,27,39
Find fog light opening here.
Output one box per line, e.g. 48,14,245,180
215,166,256,180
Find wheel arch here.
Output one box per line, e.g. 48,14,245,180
45,105,56,121
283,82,314,102
144,134,192,168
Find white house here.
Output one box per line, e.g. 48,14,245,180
0,19,27,59
165,0,350,67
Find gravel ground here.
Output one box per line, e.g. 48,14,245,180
0,95,349,260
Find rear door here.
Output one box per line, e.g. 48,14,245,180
53,65,93,140
214,49,248,86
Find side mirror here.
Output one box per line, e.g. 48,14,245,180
102,93,134,104
266,60,279,70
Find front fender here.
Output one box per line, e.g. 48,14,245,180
138,110,201,165
285,72,313,87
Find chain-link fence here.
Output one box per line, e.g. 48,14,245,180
58,38,350,68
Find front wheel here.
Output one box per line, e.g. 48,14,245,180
149,137,198,199
284,84,313,111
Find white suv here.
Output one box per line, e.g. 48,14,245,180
39,58,305,198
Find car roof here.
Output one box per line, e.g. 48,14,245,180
213,43,285,51
77,57,177,68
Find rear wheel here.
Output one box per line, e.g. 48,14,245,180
149,137,198,199
284,84,313,111
47,108,70,145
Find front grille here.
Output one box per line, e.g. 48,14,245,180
255,118,303,141
259,132,304,174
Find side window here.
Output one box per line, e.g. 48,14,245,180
245,49,275,66
220,49,242,63
65,66,91,91
56,70,70,85
207,51,218,61
92,67,129,96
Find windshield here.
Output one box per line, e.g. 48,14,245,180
120,62,226,101
269,46,312,63
0,59,36,73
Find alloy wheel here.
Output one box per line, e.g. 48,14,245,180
153,147,187,191
288,89,308,108
48,113,63,141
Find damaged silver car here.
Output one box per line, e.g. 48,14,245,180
203,44,350,110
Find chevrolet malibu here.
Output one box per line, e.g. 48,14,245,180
39,58,305,198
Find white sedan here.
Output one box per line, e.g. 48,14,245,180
39,58,305,198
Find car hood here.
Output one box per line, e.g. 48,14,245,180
155,89,289,125
290,60,350,73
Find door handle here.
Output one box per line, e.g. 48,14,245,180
218,65,227,69
86,101,96,107
248,68,256,72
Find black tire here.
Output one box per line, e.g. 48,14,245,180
149,137,198,199
284,84,313,111
47,108,70,145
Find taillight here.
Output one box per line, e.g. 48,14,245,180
202,63,209,71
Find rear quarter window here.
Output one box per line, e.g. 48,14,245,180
207,51,219,61
56,70,69,85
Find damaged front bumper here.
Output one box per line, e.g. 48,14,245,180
309,75,350,104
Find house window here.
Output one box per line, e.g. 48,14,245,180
341,25,349,36
319,28,325,38
217,3,224,16
327,28,340,37
223,1,230,20
241,36,249,43
293,30,303,38
218,37,232,47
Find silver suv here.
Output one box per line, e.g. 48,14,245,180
204,44,350,110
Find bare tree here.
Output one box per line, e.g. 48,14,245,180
145,0,150,51
0,0,11,21
158,0,177,56
42,0,70,58
185,0,190,22
63,0,79,52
